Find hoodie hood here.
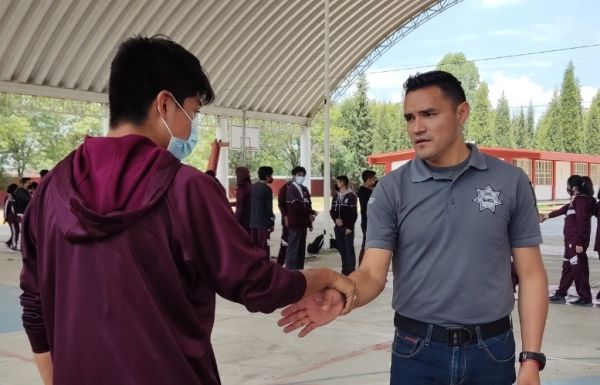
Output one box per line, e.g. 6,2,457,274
49,134,180,242
235,166,251,186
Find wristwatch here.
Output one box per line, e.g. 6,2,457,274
519,351,546,370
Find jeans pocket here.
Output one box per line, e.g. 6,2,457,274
392,329,425,359
481,329,516,363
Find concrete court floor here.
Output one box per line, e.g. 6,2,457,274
1,217,600,385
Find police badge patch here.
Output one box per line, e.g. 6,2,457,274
473,185,502,213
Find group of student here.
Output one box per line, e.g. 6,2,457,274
231,165,379,275
3,171,47,250
541,174,600,306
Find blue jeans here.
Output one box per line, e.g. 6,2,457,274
390,325,516,385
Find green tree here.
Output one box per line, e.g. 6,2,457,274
493,92,513,148
0,115,39,178
337,74,374,182
555,62,583,153
512,107,530,149
370,101,409,154
535,91,559,151
583,90,600,154
436,52,480,106
466,82,493,146
525,102,535,149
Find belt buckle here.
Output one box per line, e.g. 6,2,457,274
447,327,472,346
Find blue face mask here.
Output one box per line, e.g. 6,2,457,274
160,94,199,160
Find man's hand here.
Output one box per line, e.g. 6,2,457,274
345,228,352,235
517,361,540,385
278,289,344,337
335,219,343,227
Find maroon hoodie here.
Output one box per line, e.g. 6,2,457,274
549,194,594,249
20,135,305,385
235,166,252,233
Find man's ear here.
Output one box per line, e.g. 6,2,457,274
156,90,172,118
457,101,470,126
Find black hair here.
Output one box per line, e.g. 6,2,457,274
258,166,274,181
109,34,215,127
403,70,466,107
581,176,594,197
28,182,38,190
337,175,349,187
205,170,216,177
39,169,49,177
291,166,306,176
567,175,592,197
361,170,376,183
7,183,17,194
20,177,30,185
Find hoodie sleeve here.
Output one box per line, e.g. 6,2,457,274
548,203,569,218
173,170,306,313
574,196,592,247
346,192,358,228
19,196,50,353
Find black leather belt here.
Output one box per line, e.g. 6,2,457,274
394,313,511,347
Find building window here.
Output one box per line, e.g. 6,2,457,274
590,164,600,190
574,162,588,176
535,160,553,185
512,159,532,180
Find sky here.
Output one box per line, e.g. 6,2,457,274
359,0,600,119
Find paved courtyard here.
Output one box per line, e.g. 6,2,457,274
1,214,600,385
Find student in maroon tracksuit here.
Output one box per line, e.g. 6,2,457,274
542,175,594,305
277,181,290,265
235,166,252,234
330,175,358,275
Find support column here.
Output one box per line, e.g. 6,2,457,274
300,124,312,192
323,0,331,220
102,103,109,134
216,115,230,197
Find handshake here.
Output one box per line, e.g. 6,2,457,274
277,269,358,337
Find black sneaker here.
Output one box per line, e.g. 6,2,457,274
549,295,566,303
570,299,592,307
596,292,600,300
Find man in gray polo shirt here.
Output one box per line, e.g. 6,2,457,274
279,71,549,385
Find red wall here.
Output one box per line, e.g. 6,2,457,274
228,177,326,198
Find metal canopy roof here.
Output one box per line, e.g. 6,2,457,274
0,0,460,124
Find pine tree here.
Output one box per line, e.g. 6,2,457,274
583,90,600,154
535,91,559,151
465,82,494,146
525,101,535,149
556,62,583,153
493,92,514,148
512,107,529,149
436,52,480,106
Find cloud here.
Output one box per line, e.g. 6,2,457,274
581,86,598,107
480,0,522,8
485,71,553,117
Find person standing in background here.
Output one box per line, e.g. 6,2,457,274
356,170,377,265
235,166,252,234
250,166,275,260
330,175,358,275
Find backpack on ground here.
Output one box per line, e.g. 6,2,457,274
307,233,325,254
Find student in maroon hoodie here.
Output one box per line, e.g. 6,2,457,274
330,176,358,275
276,180,290,265
19,35,356,385
542,175,594,305
235,166,252,234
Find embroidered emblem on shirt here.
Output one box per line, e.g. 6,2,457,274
473,185,502,213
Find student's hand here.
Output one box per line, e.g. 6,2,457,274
538,213,546,223
345,228,352,235
335,219,343,227
517,361,540,385
575,245,583,253
278,289,344,337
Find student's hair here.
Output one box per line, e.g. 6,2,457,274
361,170,376,183
581,176,594,197
109,34,215,127
7,183,17,194
205,170,216,177
258,166,274,181
291,166,306,176
28,182,38,190
39,169,49,177
20,177,30,185
403,70,466,107
567,175,592,197
337,175,349,186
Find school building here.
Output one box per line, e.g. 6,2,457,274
368,147,600,201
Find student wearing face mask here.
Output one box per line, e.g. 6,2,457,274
19,35,356,385
357,170,377,265
541,174,594,306
285,166,317,269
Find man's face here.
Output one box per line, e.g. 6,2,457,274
266,175,274,184
403,86,469,167
368,176,378,187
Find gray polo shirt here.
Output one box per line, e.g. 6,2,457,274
366,144,542,326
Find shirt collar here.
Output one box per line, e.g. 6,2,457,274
409,143,488,183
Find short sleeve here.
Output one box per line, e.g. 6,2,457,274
365,178,398,251
509,171,543,248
